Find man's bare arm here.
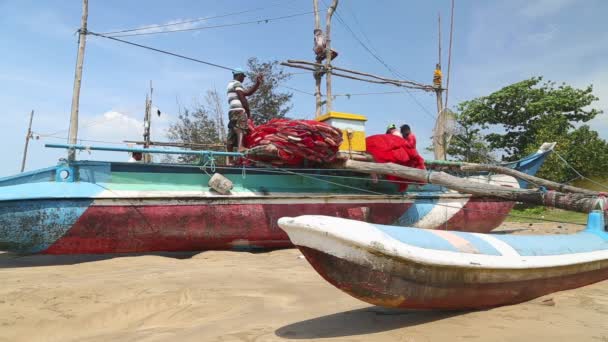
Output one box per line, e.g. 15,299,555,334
236,90,250,117
242,75,263,96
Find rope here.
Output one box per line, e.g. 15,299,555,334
87,31,234,71
99,0,300,35
104,11,314,38
554,151,608,191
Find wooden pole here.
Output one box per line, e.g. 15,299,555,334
143,81,153,163
313,0,323,117
433,12,446,161
287,59,434,89
68,0,88,161
460,163,601,196
334,159,605,214
324,0,339,113
445,0,455,108
20,110,34,172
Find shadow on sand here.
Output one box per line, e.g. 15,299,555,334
275,306,467,339
0,251,200,268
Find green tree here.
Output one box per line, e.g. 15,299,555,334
166,90,224,163
447,110,494,163
455,77,606,182
459,77,601,158
245,58,293,125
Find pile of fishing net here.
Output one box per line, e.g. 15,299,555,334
245,119,343,166
365,134,426,191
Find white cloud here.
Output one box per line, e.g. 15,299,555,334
108,18,203,36
520,0,577,17
79,110,172,144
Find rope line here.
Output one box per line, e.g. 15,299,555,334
99,0,301,35
88,31,234,70
553,151,608,191
105,11,314,38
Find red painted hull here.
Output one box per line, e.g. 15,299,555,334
297,246,608,310
43,203,411,254
445,198,515,233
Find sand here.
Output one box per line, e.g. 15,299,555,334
1,222,607,342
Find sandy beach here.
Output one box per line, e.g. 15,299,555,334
1,222,607,342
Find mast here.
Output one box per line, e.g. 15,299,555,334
324,0,339,113
67,0,89,161
313,0,323,117
143,81,153,162
433,12,446,160
20,110,34,172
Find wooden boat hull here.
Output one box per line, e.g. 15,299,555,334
0,146,550,254
278,212,608,310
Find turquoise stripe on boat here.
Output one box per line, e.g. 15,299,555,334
0,199,92,253
494,232,608,256
450,231,501,256
374,224,459,253
494,211,608,256
395,198,439,226
0,182,104,201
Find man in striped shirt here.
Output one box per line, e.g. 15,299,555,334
226,68,263,159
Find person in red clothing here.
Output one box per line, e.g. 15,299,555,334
400,124,417,149
385,123,403,137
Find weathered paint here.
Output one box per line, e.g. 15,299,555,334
42,202,410,254
0,199,92,253
298,246,608,309
0,147,553,254
278,212,608,309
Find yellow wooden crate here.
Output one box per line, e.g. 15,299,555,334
315,111,367,152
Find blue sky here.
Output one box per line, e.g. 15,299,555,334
1,0,607,176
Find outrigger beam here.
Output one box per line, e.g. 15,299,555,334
333,159,607,214
45,143,244,157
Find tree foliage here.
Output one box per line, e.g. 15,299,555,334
446,110,494,163
166,89,224,163
451,77,606,182
245,57,293,125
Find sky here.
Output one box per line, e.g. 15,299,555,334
1,0,607,176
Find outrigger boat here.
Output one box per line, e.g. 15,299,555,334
278,209,608,310
0,141,553,255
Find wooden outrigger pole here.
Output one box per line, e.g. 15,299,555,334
332,159,607,214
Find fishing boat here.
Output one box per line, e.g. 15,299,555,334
278,209,608,310
0,142,552,255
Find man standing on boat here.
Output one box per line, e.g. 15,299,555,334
226,68,263,161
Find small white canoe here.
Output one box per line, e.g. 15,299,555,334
278,210,608,310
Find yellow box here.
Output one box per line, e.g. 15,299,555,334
315,111,367,152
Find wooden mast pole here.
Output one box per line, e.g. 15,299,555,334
324,0,339,113
434,12,446,160
313,0,323,117
143,80,153,163
20,110,34,172
68,0,89,161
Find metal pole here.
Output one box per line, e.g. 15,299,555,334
68,0,89,161
20,110,34,172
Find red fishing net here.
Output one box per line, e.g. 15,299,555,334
245,119,343,166
365,134,426,191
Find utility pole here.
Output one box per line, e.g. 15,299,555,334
324,0,339,113
20,110,34,172
68,0,89,161
313,0,323,117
